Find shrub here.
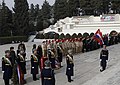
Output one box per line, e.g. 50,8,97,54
83,32,89,38
65,33,71,39
59,33,65,39
72,33,77,38
78,33,82,38
0,36,28,45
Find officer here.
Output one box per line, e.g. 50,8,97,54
17,50,27,84
41,60,55,85
10,47,18,84
57,43,63,67
66,50,74,83
2,50,13,85
31,49,39,81
100,45,109,72
48,48,56,69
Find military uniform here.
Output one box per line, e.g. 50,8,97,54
41,60,55,85
66,54,74,82
48,49,56,68
2,55,13,85
31,54,39,81
100,48,109,72
57,44,63,67
17,52,26,84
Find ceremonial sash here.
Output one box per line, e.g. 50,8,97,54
32,55,38,62
49,50,55,57
18,54,25,62
3,56,12,66
58,46,63,53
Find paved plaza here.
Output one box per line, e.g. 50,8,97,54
0,43,120,85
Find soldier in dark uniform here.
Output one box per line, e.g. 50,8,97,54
10,47,18,84
48,48,56,69
41,60,55,85
100,45,109,72
57,43,63,67
37,45,43,69
66,50,74,83
31,49,39,81
17,50,27,84
2,50,13,85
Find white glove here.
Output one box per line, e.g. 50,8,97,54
68,68,70,70
2,71,4,73
106,60,108,63
32,67,34,69
100,59,102,62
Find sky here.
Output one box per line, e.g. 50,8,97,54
0,0,55,9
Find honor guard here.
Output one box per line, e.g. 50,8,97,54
48,48,56,69
10,47,18,84
2,50,13,85
41,60,55,85
100,45,109,72
57,43,63,67
17,50,27,84
66,50,74,83
31,49,39,81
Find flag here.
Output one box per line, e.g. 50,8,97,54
94,29,104,45
40,57,44,70
17,65,23,84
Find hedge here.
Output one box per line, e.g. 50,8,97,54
0,36,28,45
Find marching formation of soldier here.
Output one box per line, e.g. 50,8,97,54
2,31,120,85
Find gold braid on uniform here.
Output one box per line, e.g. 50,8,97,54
31,55,38,62
2,56,12,66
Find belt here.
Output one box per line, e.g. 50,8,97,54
34,61,38,62
102,55,107,57
44,77,52,80
20,61,24,62
5,64,11,66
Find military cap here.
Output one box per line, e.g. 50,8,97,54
10,47,14,50
5,50,10,53
44,60,51,67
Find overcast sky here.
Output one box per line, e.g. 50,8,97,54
0,0,55,9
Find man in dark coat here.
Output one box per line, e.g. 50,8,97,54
41,60,55,85
100,45,109,72
2,50,13,85
57,43,63,67
31,49,39,81
48,48,56,69
66,50,74,83
10,47,18,84
17,50,27,84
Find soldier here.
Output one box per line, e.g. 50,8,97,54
31,49,39,81
100,45,109,72
57,43,63,67
41,60,55,85
17,50,27,84
10,47,18,84
2,50,13,85
37,45,43,69
66,50,74,83
48,48,56,69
